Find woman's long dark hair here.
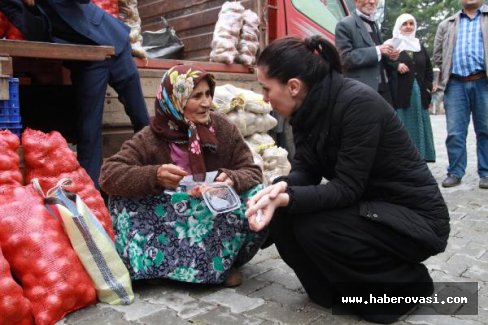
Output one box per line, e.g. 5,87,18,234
256,35,342,87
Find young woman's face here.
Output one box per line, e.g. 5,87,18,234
256,67,297,118
400,19,415,36
184,79,212,124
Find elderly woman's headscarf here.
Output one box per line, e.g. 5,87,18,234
150,64,217,181
392,13,421,52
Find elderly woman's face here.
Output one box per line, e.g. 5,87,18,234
400,19,415,36
183,79,212,124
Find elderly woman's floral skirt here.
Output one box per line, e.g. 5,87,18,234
108,185,267,284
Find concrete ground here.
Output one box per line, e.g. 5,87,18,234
58,115,487,325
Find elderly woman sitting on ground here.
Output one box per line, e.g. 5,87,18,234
100,64,266,287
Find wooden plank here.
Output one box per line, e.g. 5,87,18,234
168,7,219,33
138,0,218,23
0,40,114,61
135,58,255,74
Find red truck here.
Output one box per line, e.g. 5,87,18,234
3,0,354,154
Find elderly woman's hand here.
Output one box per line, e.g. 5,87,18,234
157,164,188,189
245,181,289,232
23,0,36,6
214,172,234,187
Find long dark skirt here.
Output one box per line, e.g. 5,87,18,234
109,185,267,284
269,204,441,323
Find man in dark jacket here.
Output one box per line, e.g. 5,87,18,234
0,0,150,187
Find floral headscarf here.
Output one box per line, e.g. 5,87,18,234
150,65,217,181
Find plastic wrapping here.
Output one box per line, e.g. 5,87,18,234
226,109,277,137
118,0,146,58
210,1,245,64
246,133,276,154
236,9,260,65
213,84,245,113
262,146,291,184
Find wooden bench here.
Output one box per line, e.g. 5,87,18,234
0,39,115,61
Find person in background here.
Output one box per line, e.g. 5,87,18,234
392,13,436,162
246,36,449,323
433,0,488,189
100,64,266,287
0,0,150,187
335,0,399,105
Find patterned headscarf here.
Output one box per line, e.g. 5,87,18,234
150,65,217,181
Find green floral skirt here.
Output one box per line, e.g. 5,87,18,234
108,185,267,284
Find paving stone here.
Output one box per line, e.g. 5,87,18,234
191,306,265,325
138,308,189,325
254,267,303,291
200,288,266,313
243,301,324,324
249,283,309,306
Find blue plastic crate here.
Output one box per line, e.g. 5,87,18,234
8,115,21,123
0,122,22,129
0,78,20,108
0,100,19,109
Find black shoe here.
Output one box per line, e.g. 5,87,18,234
442,175,461,188
480,177,488,189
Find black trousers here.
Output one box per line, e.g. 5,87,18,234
269,204,434,323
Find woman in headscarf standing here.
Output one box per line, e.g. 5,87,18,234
100,64,266,286
393,13,436,162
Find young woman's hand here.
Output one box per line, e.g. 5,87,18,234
157,164,188,189
246,181,289,232
214,172,234,187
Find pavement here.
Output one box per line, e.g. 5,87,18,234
58,115,487,325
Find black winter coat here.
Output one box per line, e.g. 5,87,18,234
282,72,449,255
394,45,433,109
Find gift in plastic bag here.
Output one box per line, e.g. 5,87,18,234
39,178,134,305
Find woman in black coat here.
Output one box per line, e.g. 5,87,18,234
392,13,436,162
246,36,449,324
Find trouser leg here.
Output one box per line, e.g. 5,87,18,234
271,205,434,323
443,80,471,178
68,60,109,187
269,209,338,307
470,78,488,177
108,43,150,132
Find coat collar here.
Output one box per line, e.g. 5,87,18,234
447,3,488,21
352,11,375,47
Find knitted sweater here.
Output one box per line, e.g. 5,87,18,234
100,112,263,197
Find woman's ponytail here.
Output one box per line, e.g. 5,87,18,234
304,35,342,74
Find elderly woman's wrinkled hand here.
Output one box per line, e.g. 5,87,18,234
214,172,234,188
157,164,188,189
245,181,289,232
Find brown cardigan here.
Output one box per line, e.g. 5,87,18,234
99,111,263,197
